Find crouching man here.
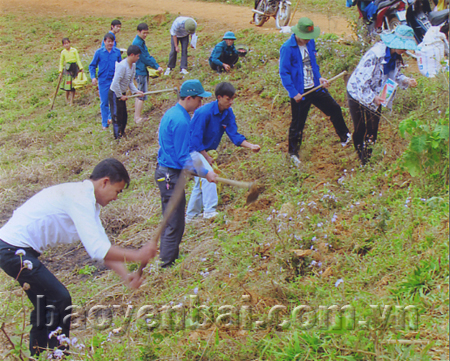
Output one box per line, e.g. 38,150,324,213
0,158,157,356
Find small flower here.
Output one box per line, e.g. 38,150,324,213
193,287,198,294
201,258,207,262
312,236,317,242
23,260,33,270
53,349,64,359
48,327,62,339
335,278,344,287
15,249,26,257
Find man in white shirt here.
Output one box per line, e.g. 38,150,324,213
0,158,156,356
164,16,197,75
109,45,144,139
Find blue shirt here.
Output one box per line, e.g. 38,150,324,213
89,47,122,82
279,34,322,98
132,35,159,76
209,41,239,67
189,100,246,153
101,31,116,48
157,103,195,171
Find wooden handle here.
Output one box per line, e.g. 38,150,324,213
127,87,178,99
302,71,347,97
216,176,253,189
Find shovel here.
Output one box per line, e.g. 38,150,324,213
50,72,63,110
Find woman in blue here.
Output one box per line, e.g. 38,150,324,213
209,31,240,73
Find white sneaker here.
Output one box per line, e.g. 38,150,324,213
203,211,219,219
164,68,171,76
341,133,352,147
290,154,301,167
180,69,189,75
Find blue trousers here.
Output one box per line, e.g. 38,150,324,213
98,78,113,127
0,239,72,356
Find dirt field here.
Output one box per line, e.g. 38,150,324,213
0,0,353,37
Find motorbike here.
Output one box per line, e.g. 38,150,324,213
406,0,449,43
252,0,292,29
350,0,408,33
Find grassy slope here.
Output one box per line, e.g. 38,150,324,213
0,3,448,360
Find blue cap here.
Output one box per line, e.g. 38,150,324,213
223,31,237,40
179,79,212,98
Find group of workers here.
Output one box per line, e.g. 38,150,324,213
2,13,421,357
59,18,242,139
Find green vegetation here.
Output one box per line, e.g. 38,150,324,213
0,2,448,360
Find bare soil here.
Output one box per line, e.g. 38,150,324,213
0,0,353,37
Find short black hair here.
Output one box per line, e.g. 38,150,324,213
137,23,149,32
111,19,122,27
90,158,130,187
127,45,141,56
179,95,198,101
104,33,115,42
215,82,236,98
62,37,70,45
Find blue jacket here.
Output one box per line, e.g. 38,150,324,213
190,101,246,153
279,34,322,98
89,47,121,82
132,35,159,76
209,41,239,67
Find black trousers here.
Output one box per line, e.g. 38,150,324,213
154,166,186,268
0,239,71,356
209,53,239,72
109,90,127,139
347,92,382,165
168,35,189,70
289,89,350,156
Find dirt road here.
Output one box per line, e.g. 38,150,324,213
1,0,352,37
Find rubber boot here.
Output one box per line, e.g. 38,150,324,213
134,99,144,124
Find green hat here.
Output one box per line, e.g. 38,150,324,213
380,25,417,51
223,31,237,40
184,18,197,34
179,79,212,98
291,17,320,40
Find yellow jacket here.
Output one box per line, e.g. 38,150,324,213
59,47,83,73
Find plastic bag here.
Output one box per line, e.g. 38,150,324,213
417,26,449,77
73,71,88,89
147,68,161,78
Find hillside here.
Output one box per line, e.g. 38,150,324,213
0,1,448,360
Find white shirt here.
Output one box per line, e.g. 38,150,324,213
299,45,314,89
0,180,111,261
170,16,196,38
110,59,139,98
